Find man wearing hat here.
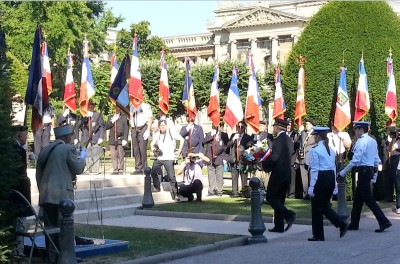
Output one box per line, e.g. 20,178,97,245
262,118,296,233
307,126,348,241
338,121,392,233
36,125,86,263
297,118,317,199
286,118,299,198
79,101,104,174
56,107,79,145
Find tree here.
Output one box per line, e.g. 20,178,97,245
283,2,400,139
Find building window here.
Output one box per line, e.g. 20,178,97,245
257,38,271,49
236,40,250,60
278,35,293,45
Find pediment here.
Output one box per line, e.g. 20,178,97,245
222,7,307,28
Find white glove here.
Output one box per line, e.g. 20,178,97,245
186,123,194,131
308,186,314,197
50,128,54,137
211,129,216,137
333,186,338,195
371,172,378,184
63,108,70,117
338,170,345,177
143,130,150,140
378,164,383,171
233,134,240,141
111,114,119,123
73,139,78,145
299,125,305,132
122,140,127,146
87,111,93,118
97,138,103,145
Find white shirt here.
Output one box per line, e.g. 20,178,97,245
130,103,153,127
152,129,183,161
327,131,351,155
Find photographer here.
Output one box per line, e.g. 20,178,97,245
150,119,184,200
176,151,210,202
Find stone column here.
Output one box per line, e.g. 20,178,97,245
249,38,257,54
229,39,237,61
270,35,278,65
291,34,298,44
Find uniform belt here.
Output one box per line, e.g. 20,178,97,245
132,124,146,130
355,166,374,172
43,123,51,127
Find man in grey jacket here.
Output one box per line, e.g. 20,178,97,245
36,125,86,263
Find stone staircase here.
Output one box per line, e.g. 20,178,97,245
27,169,177,223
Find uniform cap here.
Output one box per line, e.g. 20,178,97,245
54,125,74,138
311,126,330,135
273,118,289,128
305,118,316,126
353,121,370,129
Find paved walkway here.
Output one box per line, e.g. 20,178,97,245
82,202,400,264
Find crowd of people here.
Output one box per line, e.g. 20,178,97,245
10,100,400,261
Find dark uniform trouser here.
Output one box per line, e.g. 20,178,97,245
311,170,346,239
179,179,203,201
394,170,400,208
110,144,124,172
34,125,51,158
151,159,177,193
350,168,390,228
207,164,224,195
230,165,248,195
266,182,294,231
42,203,60,264
131,125,148,172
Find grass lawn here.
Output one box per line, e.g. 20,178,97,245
151,196,394,219
74,224,239,264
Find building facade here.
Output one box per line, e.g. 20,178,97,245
163,1,325,72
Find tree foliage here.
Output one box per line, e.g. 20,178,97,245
283,1,400,139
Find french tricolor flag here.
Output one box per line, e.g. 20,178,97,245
354,57,370,121
79,38,96,117
110,53,118,87
207,65,220,127
63,49,76,111
385,56,398,122
245,54,260,133
41,41,52,96
224,68,243,129
129,34,144,109
158,50,170,114
272,65,286,119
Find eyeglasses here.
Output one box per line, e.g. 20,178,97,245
237,125,245,129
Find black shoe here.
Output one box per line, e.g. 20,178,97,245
268,228,284,233
152,188,161,193
216,193,223,197
75,236,94,245
375,222,392,233
340,223,349,238
111,171,119,175
131,170,142,175
308,236,325,241
285,213,296,232
230,193,240,198
347,223,359,231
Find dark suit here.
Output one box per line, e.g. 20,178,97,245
287,130,299,197
227,133,254,196
56,113,79,143
180,124,204,157
204,131,229,195
105,114,129,173
262,131,295,231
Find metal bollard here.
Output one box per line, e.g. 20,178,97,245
142,167,154,208
247,177,268,245
336,175,349,219
58,199,76,264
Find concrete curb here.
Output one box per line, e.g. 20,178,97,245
117,237,249,264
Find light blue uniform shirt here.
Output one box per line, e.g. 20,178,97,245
308,140,336,187
340,133,381,176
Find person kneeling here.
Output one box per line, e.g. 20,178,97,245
177,152,210,202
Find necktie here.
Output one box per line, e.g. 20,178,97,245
88,116,92,141
114,118,118,150
212,135,216,162
188,128,193,151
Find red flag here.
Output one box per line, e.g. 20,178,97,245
129,35,144,109
294,63,306,128
41,41,52,96
385,54,398,122
354,57,370,121
63,49,76,111
158,50,170,114
245,54,260,133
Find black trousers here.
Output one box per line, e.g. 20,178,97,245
266,182,294,231
131,125,148,172
151,159,177,193
311,171,346,239
179,179,203,201
350,169,390,228
42,203,60,264
394,171,400,208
